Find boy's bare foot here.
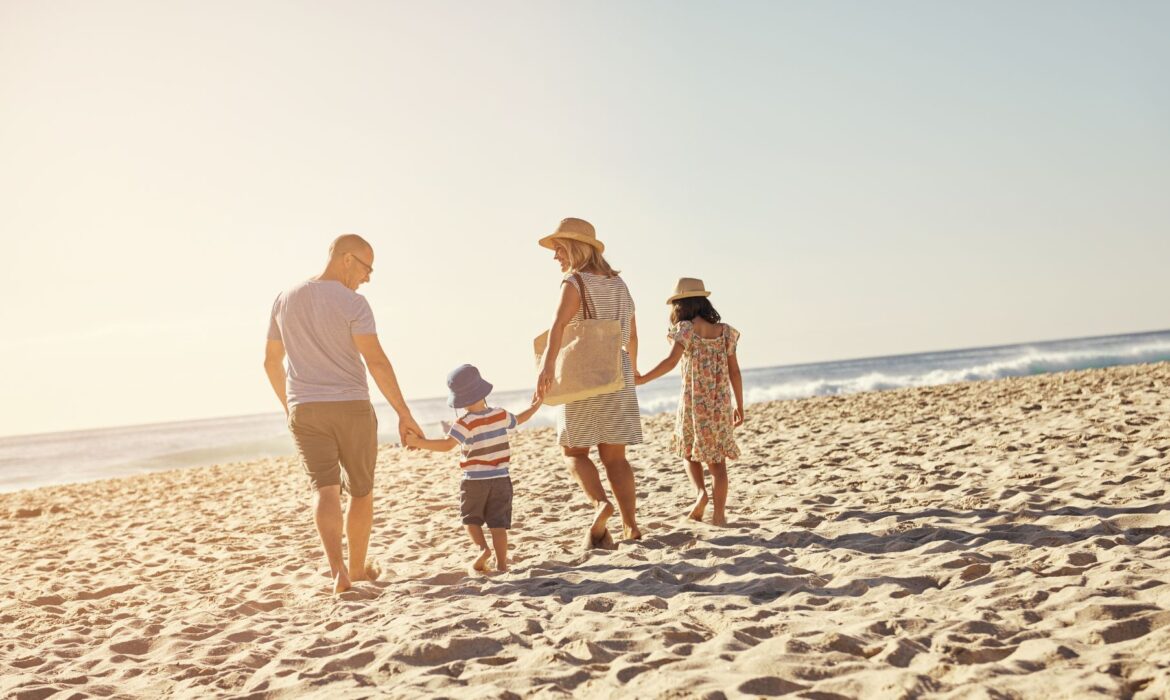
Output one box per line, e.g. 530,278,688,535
590,501,614,540
471,547,492,572
688,491,709,522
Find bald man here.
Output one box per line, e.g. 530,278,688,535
265,234,422,594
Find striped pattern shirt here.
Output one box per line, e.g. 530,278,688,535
448,407,517,480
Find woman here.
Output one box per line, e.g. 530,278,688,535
536,217,643,548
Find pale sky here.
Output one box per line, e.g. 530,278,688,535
1,1,1167,437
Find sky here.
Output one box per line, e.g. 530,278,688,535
1,1,1167,437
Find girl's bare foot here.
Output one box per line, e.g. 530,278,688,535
471,547,492,572
688,491,709,522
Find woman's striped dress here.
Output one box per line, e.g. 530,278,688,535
558,271,644,448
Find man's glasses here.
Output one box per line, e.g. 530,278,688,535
349,253,373,274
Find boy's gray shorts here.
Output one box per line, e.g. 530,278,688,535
460,477,513,529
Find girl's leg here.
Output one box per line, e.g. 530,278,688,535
563,446,615,542
709,461,728,526
684,459,709,522
466,525,492,571
598,444,641,540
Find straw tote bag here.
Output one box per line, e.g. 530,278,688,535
534,273,625,406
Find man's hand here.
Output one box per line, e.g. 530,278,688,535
398,415,423,447
403,431,423,449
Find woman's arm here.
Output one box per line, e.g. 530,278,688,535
635,342,684,385
536,281,581,397
627,313,638,375
728,353,745,426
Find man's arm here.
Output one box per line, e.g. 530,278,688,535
264,339,289,416
352,333,422,443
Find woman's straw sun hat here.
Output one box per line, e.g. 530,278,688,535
538,217,605,253
666,277,712,304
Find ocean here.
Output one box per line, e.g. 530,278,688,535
2,329,1168,493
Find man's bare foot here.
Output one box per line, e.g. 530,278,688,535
471,547,492,572
622,525,643,541
332,571,353,595
712,513,727,527
583,527,616,550
590,501,615,540
688,491,709,522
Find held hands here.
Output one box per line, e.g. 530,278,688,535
536,360,554,399
399,416,424,449
403,431,424,449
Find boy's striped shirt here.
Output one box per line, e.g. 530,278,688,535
447,407,517,480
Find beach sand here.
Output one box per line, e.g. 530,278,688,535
2,363,1168,699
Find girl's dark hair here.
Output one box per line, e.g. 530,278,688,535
671,296,721,325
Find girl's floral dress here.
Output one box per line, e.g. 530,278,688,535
669,321,740,462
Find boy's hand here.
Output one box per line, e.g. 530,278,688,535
530,390,543,408
733,407,744,427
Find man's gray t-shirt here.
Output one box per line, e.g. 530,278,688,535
268,279,376,406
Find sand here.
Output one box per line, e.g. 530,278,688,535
2,363,1169,699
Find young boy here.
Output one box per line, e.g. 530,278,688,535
405,364,542,573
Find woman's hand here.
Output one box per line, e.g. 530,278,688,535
733,407,744,427
536,358,555,398
634,372,646,386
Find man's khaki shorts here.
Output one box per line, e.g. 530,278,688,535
288,400,378,497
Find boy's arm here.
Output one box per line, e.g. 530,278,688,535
635,342,685,385
404,434,459,452
514,392,544,426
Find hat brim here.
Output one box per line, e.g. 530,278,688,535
666,291,711,304
538,232,605,254
448,379,494,409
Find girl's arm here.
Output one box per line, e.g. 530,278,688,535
536,281,582,398
728,352,745,426
635,342,684,385
404,434,459,452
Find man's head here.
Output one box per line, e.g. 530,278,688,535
328,234,374,290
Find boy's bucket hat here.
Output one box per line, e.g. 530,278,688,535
447,364,493,408
538,217,605,253
666,277,712,304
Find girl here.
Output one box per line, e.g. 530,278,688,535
636,278,743,526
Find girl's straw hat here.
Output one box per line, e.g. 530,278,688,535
538,217,605,253
666,277,712,304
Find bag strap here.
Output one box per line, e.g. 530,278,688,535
573,272,596,320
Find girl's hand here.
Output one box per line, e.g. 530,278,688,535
733,407,744,427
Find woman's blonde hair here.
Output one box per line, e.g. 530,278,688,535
558,239,619,277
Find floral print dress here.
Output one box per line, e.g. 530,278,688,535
670,321,741,462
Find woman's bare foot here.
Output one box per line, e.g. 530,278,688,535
471,547,492,572
688,491,709,522
622,525,643,541
591,501,615,540
332,570,353,595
